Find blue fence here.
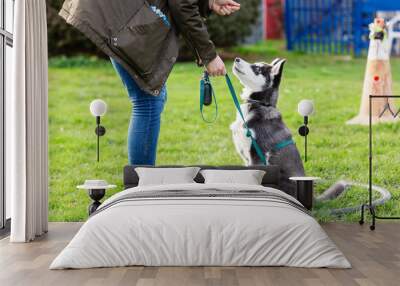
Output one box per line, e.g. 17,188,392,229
285,0,400,56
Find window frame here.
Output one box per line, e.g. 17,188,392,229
0,0,13,233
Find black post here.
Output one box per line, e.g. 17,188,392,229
96,116,100,162
369,96,375,230
369,96,372,208
296,180,313,210
94,116,106,162
298,116,310,163
88,189,105,215
304,116,308,162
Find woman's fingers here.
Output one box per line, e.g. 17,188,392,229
221,66,227,75
218,63,226,76
226,0,241,7
210,68,224,76
212,0,240,15
216,5,238,16
221,6,231,15
217,0,240,7
218,7,227,15
227,4,240,12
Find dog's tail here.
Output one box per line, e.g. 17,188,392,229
315,181,392,215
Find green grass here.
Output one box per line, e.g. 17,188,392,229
49,41,400,222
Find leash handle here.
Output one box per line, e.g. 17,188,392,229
200,71,218,123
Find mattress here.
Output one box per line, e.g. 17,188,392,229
50,183,350,269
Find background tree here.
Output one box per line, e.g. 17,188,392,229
47,0,100,57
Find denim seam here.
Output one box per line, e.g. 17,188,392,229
142,101,153,163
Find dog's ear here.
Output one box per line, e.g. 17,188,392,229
271,58,286,87
270,58,282,66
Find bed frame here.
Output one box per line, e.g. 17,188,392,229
123,165,281,190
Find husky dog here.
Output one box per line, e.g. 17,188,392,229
230,57,305,196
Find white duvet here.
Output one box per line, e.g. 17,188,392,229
50,183,350,269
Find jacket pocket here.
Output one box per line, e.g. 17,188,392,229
110,2,170,76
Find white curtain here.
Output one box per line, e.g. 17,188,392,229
8,0,49,242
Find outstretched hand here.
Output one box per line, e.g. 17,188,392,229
212,0,240,16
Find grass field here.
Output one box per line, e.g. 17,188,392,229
49,41,400,222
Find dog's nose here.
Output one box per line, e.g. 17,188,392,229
235,58,241,63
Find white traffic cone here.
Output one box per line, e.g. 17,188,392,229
347,18,398,125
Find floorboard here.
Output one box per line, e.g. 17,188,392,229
0,222,399,286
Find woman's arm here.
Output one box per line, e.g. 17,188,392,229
168,0,217,66
168,0,240,76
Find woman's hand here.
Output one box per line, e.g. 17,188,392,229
206,55,226,76
211,0,240,16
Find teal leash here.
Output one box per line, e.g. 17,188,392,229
200,72,267,165
199,72,296,166
224,74,268,166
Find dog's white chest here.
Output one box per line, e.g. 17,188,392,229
230,103,252,165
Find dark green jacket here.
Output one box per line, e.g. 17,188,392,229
59,0,217,96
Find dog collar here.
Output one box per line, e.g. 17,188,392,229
246,99,272,107
273,139,295,151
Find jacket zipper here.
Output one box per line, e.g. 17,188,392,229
194,48,203,66
185,38,202,66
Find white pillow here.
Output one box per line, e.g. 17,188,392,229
135,167,200,186
200,169,266,185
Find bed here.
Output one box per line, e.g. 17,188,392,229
50,165,350,269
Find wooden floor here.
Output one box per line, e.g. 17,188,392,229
0,223,399,286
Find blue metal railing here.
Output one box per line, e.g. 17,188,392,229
285,0,400,56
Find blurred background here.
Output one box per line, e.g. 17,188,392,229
46,0,400,58
44,0,400,222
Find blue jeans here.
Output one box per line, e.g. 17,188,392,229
111,59,167,165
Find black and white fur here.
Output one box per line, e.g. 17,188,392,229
230,57,305,196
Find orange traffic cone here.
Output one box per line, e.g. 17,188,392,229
347,18,398,125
